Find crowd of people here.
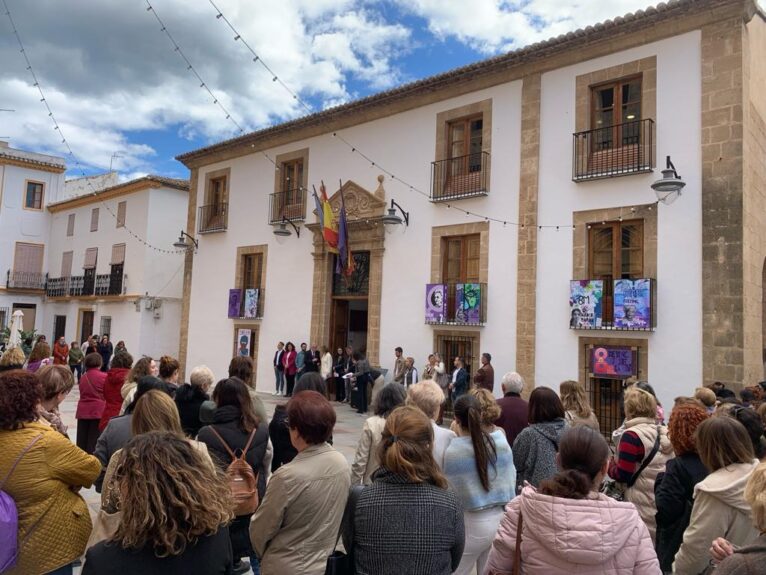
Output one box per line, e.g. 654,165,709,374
2,334,766,575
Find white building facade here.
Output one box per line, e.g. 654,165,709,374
178,0,766,433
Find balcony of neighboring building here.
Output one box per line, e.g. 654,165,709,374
6,270,47,292
46,272,126,299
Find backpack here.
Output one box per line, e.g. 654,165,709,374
209,426,259,516
1,434,44,573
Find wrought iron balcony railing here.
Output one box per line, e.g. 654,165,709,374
424,282,487,326
572,119,654,181
269,188,306,224
6,270,47,290
95,274,125,296
431,151,490,201
198,202,228,233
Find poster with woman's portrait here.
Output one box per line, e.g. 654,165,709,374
236,329,251,357
228,289,242,318
425,284,446,323
244,288,259,319
569,280,603,328
614,279,651,329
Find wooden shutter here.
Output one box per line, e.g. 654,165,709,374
83,247,98,269
67,214,75,236
90,208,99,232
13,243,44,273
116,201,126,228
110,243,126,265
61,251,73,277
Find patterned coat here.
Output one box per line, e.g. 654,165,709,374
0,421,101,575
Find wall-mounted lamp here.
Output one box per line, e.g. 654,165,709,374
651,156,686,205
381,199,409,227
273,217,301,238
172,230,199,250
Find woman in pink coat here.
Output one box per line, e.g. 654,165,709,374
281,341,297,397
483,426,660,575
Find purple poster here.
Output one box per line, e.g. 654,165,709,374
590,346,635,379
228,289,242,318
425,284,446,323
456,283,481,324
614,279,652,329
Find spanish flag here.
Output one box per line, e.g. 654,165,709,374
319,183,338,253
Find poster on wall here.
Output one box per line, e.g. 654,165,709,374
237,328,251,357
590,346,635,379
456,283,482,324
569,280,603,328
227,289,242,318
244,288,260,319
614,279,652,329
425,284,446,323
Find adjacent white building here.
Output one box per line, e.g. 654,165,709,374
171,0,765,435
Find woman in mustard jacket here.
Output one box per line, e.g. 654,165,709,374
0,369,101,575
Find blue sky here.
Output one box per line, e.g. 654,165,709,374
0,0,659,182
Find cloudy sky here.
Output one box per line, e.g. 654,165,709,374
0,0,659,180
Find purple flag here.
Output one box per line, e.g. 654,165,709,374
336,188,353,275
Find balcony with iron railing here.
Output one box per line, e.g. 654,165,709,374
424,282,487,326
95,273,126,296
431,151,490,202
572,118,654,181
269,188,306,224
46,274,125,298
198,202,228,233
6,270,47,291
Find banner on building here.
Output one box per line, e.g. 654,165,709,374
244,288,260,319
425,283,446,323
590,346,635,379
614,278,652,329
236,328,251,357
569,280,604,329
456,283,481,324
227,289,242,318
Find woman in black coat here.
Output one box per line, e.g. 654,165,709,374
197,378,268,575
654,403,709,573
175,366,214,437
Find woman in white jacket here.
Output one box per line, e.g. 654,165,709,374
673,415,760,574
320,345,333,395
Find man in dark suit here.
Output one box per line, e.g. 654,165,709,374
449,356,469,401
473,352,494,393
494,371,529,445
273,342,285,396
303,343,321,373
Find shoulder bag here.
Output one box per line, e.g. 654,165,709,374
325,484,365,575
601,426,661,500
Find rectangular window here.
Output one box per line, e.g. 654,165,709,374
61,251,73,277
442,234,481,283
90,208,99,232
83,247,98,270
110,243,126,266
100,316,111,338
13,242,44,274
67,214,75,236
591,77,642,150
241,253,263,292
24,181,44,210
588,220,644,323
116,201,126,228
447,116,483,165
200,173,228,232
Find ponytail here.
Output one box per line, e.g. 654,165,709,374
454,395,497,492
539,469,592,499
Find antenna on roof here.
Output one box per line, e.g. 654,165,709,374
109,152,124,172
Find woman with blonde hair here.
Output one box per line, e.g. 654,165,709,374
0,346,26,371
607,386,673,542
83,432,234,574
344,405,464,575
467,387,502,431
559,379,599,431
406,380,456,467
120,356,158,413
37,364,75,435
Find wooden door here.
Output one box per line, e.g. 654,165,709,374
53,315,66,341
80,311,94,343
12,304,36,335
331,299,349,352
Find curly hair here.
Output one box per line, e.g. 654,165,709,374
126,356,154,385
110,351,134,370
468,387,502,426
0,370,43,430
111,431,233,557
28,341,51,364
0,346,26,369
668,403,708,456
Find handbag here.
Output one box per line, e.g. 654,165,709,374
601,425,662,501
85,509,121,552
325,484,365,575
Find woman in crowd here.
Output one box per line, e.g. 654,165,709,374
484,426,659,574
281,341,297,397
512,386,567,489
607,386,672,542
712,461,766,573
351,382,407,485
729,405,766,459
0,346,26,371
345,405,465,575
351,350,371,415
175,364,214,437
468,388,503,433
119,355,158,412
26,340,51,373
694,386,717,414
99,351,133,431
53,336,69,366
654,403,709,573
68,340,84,380
37,364,75,436
159,355,180,392
114,340,127,355
250,391,350,575
445,394,515,575
673,416,760,574
83,432,234,575
433,352,449,424
97,335,113,372
406,380,456,468
76,352,107,454
198,377,268,575
228,356,268,424
0,370,101,575
320,345,333,396
559,379,599,430
333,346,346,402
93,376,172,492
422,353,437,381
